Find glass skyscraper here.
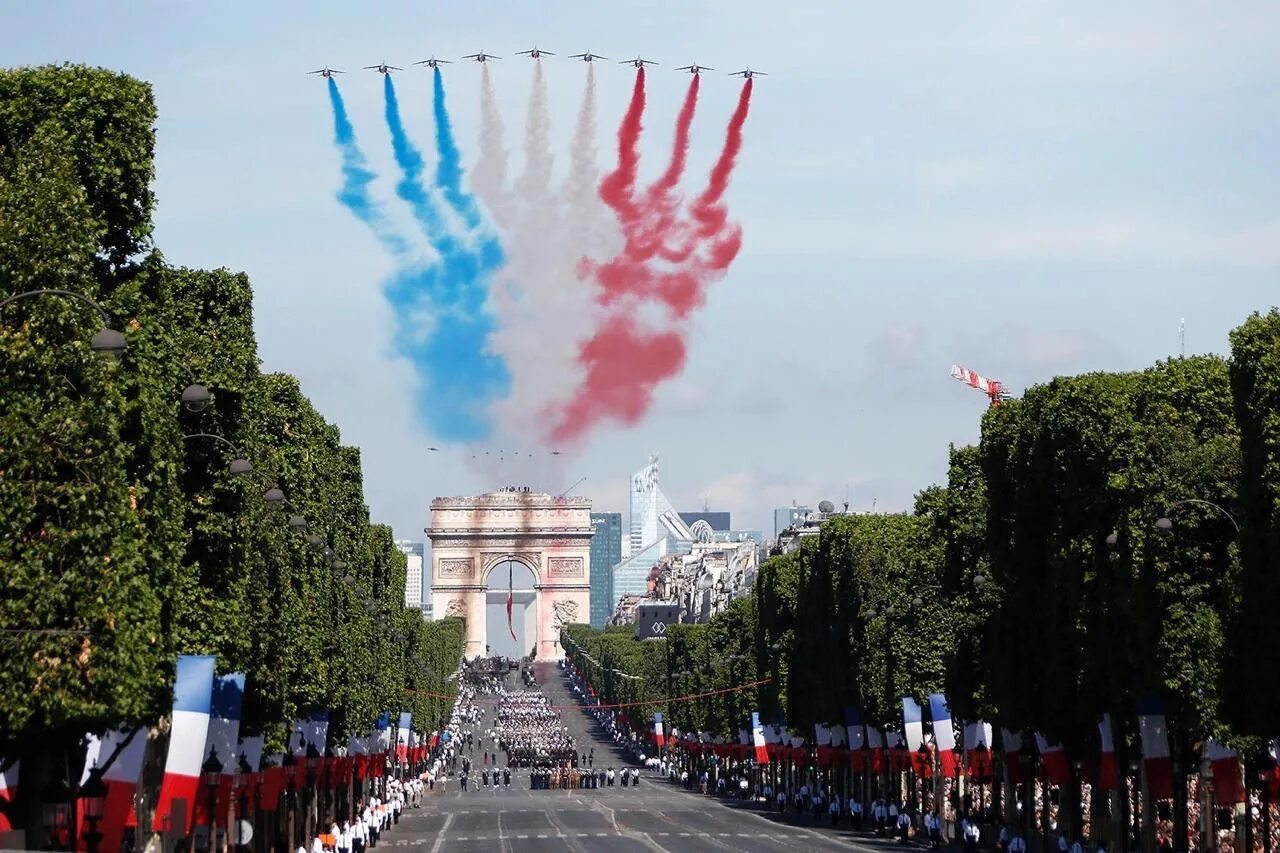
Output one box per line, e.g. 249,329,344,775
589,512,622,628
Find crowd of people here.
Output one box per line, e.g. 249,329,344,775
492,684,578,768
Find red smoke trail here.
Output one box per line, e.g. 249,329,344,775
597,68,646,223
550,78,754,444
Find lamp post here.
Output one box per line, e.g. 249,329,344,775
0,289,127,355
282,751,298,851
79,765,109,853
235,754,252,853
1155,499,1240,535
305,743,321,843
40,775,74,851
202,749,223,853
182,434,254,478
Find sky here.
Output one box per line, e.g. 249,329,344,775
6,1,1279,547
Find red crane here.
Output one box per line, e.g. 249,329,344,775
951,364,1011,406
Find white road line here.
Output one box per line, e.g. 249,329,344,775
428,813,454,853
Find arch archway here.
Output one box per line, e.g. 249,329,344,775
427,490,593,660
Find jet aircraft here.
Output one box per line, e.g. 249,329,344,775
569,51,607,62
308,67,344,78
413,56,451,69
731,68,767,78
620,56,658,67
516,46,555,59
675,63,714,75
363,63,402,74
463,51,500,62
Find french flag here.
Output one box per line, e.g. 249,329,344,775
376,712,392,753
0,758,18,833
194,673,245,828
153,655,216,833
1205,741,1243,805
902,698,929,776
963,721,993,780
79,728,147,853
751,712,768,764
866,725,886,773
1001,729,1024,784
258,755,284,814
843,708,866,773
1138,697,1173,800
929,694,958,778
1035,733,1070,785
1098,714,1118,790
396,712,412,762
653,713,665,748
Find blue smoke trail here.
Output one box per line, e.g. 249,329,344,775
326,77,408,257
372,71,509,442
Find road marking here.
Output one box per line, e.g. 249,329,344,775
428,813,453,853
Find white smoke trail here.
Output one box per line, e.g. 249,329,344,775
472,65,511,228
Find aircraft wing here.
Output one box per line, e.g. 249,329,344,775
387,65,403,71
462,53,481,59
516,50,533,55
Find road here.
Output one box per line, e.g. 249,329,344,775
385,663,895,852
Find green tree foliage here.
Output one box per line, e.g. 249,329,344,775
1224,310,1280,738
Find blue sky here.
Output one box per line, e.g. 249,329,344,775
7,1,1279,543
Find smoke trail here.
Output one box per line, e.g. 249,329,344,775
549,78,755,444
471,65,511,227
326,77,408,256
382,74,449,239
516,61,552,202
598,68,646,224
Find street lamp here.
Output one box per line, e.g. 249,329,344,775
179,370,212,413
0,289,127,356
40,775,74,851
263,487,286,504
288,515,307,531
202,749,223,852
1155,499,1241,535
79,765,109,853
183,433,254,477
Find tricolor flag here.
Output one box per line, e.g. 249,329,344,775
375,711,392,752
963,721,993,780
153,655,216,833
258,755,284,814
653,713,665,748
867,725,886,773
236,736,264,815
195,673,245,828
0,758,19,833
506,562,517,642
1035,733,1070,785
928,694,958,778
1138,697,1173,800
843,708,866,772
1205,741,1243,805
396,712,412,762
1098,714,1118,790
752,712,768,764
79,728,147,853
1001,729,1024,784
902,698,929,775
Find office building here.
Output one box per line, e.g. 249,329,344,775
394,539,426,610
629,456,681,555
773,505,812,539
589,512,623,628
678,511,731,531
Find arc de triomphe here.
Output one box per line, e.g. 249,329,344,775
426,489,592,661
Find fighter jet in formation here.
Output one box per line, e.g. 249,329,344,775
363,62,402,74
620,56,658,68
413,56,451,69
731,68,767,78
463,50,500,62
569,51,607,62
676,63,714,75
308,67,344,78
516,46,555,59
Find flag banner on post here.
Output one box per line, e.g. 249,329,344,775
80,728,147,853
752,713,769,764
928,694,959,778
1034,733,1070,785
1098,714,1118,790
964,721,993,780
376,712,392,752
0,758,17,833
1138,697,1174,800
194,673,245,828
815,723,832,767
258,755,284,814
287,719,307,789
396,712,412,762
1205,741,1244,805
506,562,517,642
153,655,216,834
1002,729,1024,784
304,710,330,756
653,713,665,748
867,725,886,773
902,698,929,776
830,724,847,767
843,708,866,772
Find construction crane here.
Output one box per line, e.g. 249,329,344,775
950,364,1011,406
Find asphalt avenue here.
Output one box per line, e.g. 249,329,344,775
396,664,889,852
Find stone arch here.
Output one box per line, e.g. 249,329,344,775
481,553,542,587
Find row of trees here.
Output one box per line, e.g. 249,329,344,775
564,314,1280,839
0,64,462,803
